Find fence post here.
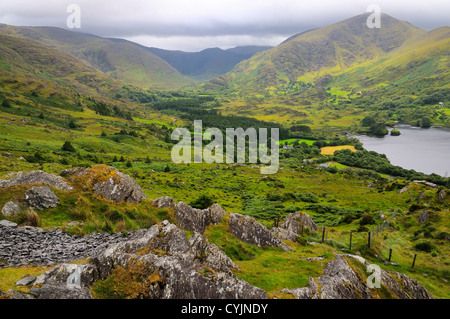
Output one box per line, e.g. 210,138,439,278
368,231,371,249
412,254,417,269
388,248,392,263
349,231,353,251
322,227,326,244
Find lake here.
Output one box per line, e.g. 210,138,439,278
350,124,450,177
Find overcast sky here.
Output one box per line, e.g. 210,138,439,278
0,0,448,51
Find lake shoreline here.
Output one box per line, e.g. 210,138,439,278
349,124,450,177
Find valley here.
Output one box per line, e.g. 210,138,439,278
0,11,448,301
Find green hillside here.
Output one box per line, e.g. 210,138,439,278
212,13,427,93
0,24,193,90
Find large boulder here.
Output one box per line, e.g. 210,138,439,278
25,187,59,211
228,213,292,251
175,202,226,234
2,201,21,217
24,221,267,299
279,254,433,299
280,212,318,234
0,171,73,191
61,165,147,204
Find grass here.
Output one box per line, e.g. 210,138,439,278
0,266,50,294
321,145,357,155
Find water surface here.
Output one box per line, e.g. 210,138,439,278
351,124,450,177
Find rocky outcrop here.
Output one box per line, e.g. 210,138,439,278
2,201,20,217
61,165,147,204
438,189,446,203
279,254,433,299
0,222,127,268
25,187,60,211
271,227,298,241
175,202,226,234
228,213,292,251
152,196,176,208
280,212,318,234
0,170,73,191
418,210,429,224
18,221,267,299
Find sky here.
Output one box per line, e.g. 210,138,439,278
0,0,449,51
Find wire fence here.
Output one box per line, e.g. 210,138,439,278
310,217,418,269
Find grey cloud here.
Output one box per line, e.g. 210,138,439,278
0,0,448,51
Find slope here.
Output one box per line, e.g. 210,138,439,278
212,13,427,93
0,24,193,90
147,46,272,80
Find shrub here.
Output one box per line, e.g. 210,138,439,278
189,194,214,209
11,208,40,227
125,160,133,168
62,141,76,152
1,99,11,108
68,119,78,129
414,241,436,253
359,213,375,226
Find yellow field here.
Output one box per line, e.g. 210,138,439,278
321,145,357,155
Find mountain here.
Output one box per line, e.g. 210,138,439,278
0,33,125,98
210,13,436,93
146,46,272,80
0,24,193,90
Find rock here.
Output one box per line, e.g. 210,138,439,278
278,254,433,299
0,220,18,228
418,210,429,224
228,213,292,251
438,189,446,203
15,276,37,286
280,212,318,234
0,223,128,268
0,170,73,191
23,221,267,299
271,227,298,242
418,192,426,202
25,187,60,211
398,186,409,194
2,152,14,158
152,196,176,208
62,165,147,204
2,201,21,217
175,202,226,234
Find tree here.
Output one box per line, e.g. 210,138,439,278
62,141,76,152
420,117,432,128
125,160,133,168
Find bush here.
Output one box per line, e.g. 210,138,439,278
126,160,133,168
1,99,11,108
359,213,375,226
189,194,214,209
68,119,78,129
414,241,436,253
62,141,76,152
10,208,40,227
